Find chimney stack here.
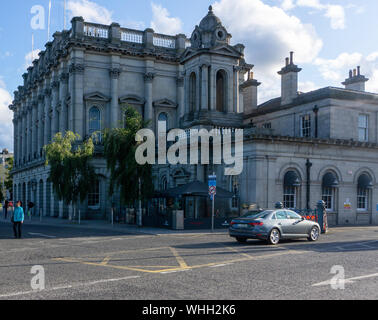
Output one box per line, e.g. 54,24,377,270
278,52,302,105
342,66,368,92
241,69,261,114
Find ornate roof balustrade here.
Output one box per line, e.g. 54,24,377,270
84,24,109,38
153,34,176,49
120,28,144,44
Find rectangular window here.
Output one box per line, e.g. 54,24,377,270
283,186,296,209
322,187,334,212
357,188,368,211
300,114,311,137
358,114,368,142
263,123,272,129
88,180,100,209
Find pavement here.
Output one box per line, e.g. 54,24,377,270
0,215,229,235
1,217,378,300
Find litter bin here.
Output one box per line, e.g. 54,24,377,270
172,210,184,230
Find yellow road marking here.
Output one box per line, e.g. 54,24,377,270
53,248,308,274
100,257,111,266
169,247,189,269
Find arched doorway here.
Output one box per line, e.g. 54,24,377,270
216,70,227,112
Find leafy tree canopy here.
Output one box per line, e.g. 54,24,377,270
44,131,97,206
103,106,153,205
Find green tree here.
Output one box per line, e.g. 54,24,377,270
4,157,14,199
44,132,97,220
103,106,154,207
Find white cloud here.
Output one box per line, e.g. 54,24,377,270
24,49,41,70
324,5,345,30
150,3,183,35
0,80,13,151
281,0,346,30
314,52,378,93
213,0,323,102
67,0,113,25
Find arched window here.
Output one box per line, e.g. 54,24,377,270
189,72,197,112
283,171,301,209
161,176,168,191
322,172,339,212
89,107,101,142
158,112,168,130
216,70,227,112
357,173,373,211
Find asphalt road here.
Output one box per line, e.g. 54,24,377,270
0,221,378,300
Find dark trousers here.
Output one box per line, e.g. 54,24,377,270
4,208,7,219
13,222,22,238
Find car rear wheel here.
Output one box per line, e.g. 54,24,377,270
236,237,247,243
308,226,320,241
268,228,280,245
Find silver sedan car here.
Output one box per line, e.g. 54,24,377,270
229,209,321,245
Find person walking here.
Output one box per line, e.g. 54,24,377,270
12,201,24,239
4,200,9,220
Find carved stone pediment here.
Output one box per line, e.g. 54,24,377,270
153,98,178,109
84,91,111,102
119,94,145,105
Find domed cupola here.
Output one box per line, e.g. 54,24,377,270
190,6,231,49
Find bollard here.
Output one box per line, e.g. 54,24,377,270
317,200,328,233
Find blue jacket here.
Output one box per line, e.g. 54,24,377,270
13,206,24,222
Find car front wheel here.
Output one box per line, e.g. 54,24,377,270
308,226,320,241
268,228,280,245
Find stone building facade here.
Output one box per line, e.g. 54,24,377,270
9,6,378,225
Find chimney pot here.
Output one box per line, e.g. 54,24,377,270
290,51,294,64
357,66,361,76
353,69,357,77
285,57,289,66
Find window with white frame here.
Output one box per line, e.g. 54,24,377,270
283,186,296,209
358,114,368,142
88,180,100,209
89,106,101,143
322,187,335,211
300,114,311,137
357,188,368,211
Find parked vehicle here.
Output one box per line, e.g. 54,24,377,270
229,209,321,245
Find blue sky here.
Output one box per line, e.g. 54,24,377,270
1,0,378,151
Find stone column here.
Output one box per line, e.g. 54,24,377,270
44,87,51,145
144,72,154,129
27,106,33,161
59,72,69,133
32,100,38,160
51,78,59,137
110,67,120,128
201,64,209,110
23,110,27,164
177,75,185,124
69,62,85,137
210,68,216,111
38,93,44,158
12,118,17,165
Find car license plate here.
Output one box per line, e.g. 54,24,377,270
235,224,248,228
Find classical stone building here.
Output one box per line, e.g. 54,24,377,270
9,6,378,226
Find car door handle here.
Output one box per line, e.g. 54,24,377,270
278,223,282,226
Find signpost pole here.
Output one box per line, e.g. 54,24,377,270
208,173,217,233
211,194,215,233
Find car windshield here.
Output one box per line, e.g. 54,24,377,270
241,210,273,219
